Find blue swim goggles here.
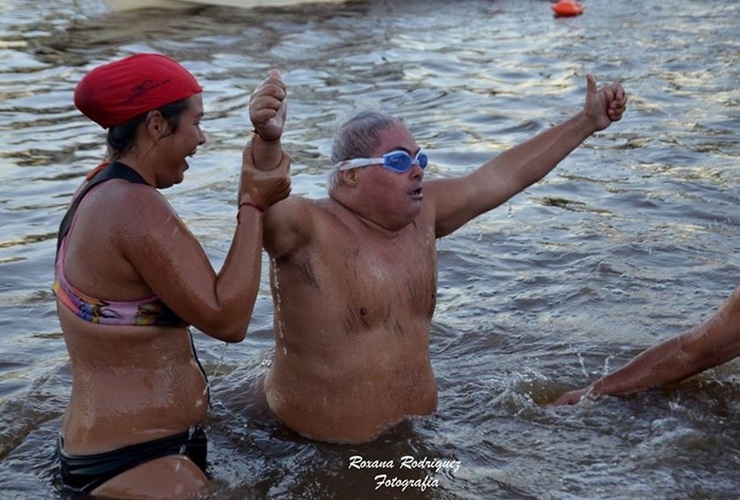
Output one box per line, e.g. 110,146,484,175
336,150,428,173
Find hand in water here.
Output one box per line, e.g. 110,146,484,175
250,69,287,142
551,388,590,406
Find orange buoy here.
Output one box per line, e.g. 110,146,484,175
552,0,584,17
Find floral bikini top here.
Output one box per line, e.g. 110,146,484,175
53,162,186,327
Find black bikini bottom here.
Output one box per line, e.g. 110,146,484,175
57,426,208,494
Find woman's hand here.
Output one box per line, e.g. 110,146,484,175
239,142,291,209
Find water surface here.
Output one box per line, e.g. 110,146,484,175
0,0,738,498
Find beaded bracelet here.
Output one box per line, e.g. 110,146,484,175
237,201,264,223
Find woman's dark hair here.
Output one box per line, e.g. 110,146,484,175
106,98,191,160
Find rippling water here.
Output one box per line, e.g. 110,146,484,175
1,0,738,498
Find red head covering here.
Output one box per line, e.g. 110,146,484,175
74,53,203,129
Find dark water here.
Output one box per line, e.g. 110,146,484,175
0,0,738,498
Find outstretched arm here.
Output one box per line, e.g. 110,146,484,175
250,69,287,172
430,74,627,238
553,287,740,405
247,69,313,259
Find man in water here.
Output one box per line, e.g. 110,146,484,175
249,71,627,443
553,286,740,404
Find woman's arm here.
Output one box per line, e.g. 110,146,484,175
121,144,290,342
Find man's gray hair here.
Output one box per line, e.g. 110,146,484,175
327,110,401,191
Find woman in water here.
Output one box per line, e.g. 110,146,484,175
54,53,290,498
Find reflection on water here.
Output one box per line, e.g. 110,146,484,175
1,0,738,498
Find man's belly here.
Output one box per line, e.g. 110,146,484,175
264,354,438,444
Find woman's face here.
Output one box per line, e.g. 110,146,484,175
156,94,206,188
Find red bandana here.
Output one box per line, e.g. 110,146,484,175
74,53,203,129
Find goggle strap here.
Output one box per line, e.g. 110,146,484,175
336,158,385,170
335,151,426,171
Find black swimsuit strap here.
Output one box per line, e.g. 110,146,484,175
56,162,149,258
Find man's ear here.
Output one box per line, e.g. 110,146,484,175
145,110,168,140
340,168,361,187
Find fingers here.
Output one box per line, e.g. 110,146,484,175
275,151,292,173
586,73,597,96
276,173,292,202
608,103,625,122
613,82,625,102
268,68,282,81
241,141,254,163
250,86,286,110
250,107,279,125
238,150,292,207
551,390,583,406
253,70,286,98
259,153,292,206
606,83,627,122
587,75,627,124
250,71,287,128
250,70,286,111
